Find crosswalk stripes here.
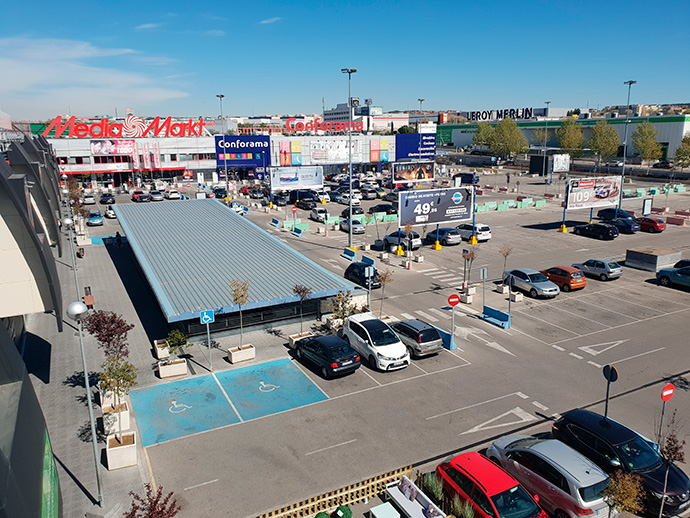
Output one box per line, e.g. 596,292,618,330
428,307,450,319
414,310,438,322
418,268,440,274
400,312,415,320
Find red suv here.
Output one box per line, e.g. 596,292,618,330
436,452,548,518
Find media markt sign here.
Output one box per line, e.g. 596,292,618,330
41,115,208,138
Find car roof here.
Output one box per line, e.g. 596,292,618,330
398,319,435,331
448,452,519,495
312,335,350,349
559,409,639,445
511,268,541,275
528,439,608,485
545,265,581,273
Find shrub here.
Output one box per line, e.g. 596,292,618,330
330,505,352,518
166,329,188,357
423,472,444,502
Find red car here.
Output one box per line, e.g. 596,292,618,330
131,190,145,202
634,217,666,233
540,266,586,292
239,185,251,195
436,452,548,518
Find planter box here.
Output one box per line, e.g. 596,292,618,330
153,339,170,360
106,432,137,470
466,286,477,295
414,255,424,263
460,294,473,304
288,332,313,349
158,358,187,378
103,401,130,434
327,318,343,331
99,387,115,408
510,291,524,302
228,344,256,364
496,284,510,294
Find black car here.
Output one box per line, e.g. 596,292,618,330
272,194,288,206
344,262,381,289
653,159,674,169
213,187,227,199
607,218,641,234
552,409,690,515
369,203,397,215
137,194,151,203
340,207,364,218
572,223,619,240
673,259,690,269
295,335,361,379
249,188,264,199
597,208,634,220
295,199,316,210
99,193,116,204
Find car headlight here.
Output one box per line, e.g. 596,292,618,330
651,491,665,500
377,352,394,361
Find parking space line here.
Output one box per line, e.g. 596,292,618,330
537,302,612,327
426,392,527,421
552,345,565,351
594,292,666,314
512,310,580,337
616,283,690,308
211,373,244,422
588,361,602,368
290,360,330,399
419,268,440,274
410,362,428,375
184,479,219,491
532,401,548,411
611,347,665,364
414,310,438,322
359,368,382,386
305,439,357,457
569,353,583,360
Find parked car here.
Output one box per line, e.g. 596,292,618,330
572,259,622,281
341,207,364,219
503,268,560,298
383,231,422,251
360,187,378,200
342,313,409,371
607,218,640,234
131,190,145,202
164,189,181,199
597,208,634,220
213,187,227,199
149,190,164,201
272,194,287,206
652,159,674,169
249,188,264,199
368,203,397,215
552,409,690,515
656,266,690,288
309,190,330,203
635,216,666,233
99,193,116,204
374,187,386,198
605,160,624,167
424,228,462,246
238,185,251,195
295,199,317,210
82,194,96,205
339,193,361,206
389,319,443,357
86,211,104,226
540,266,586,292
674,259,690,269
329,191,344,203
572,223,619,240
344,261,381,289
486,435,610,518
339,219,365,234
457,223,492,242
310,207,329,222
295,335,361,379
104,208,117,219
436,452,549,518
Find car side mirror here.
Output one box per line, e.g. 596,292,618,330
610,459,621,467
533,494,540,503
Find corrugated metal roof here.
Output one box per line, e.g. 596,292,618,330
114,199,357,323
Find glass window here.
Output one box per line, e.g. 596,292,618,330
170,154,177,161
491,485,541,518
567,424,598,450
579,478,609,503
614,436,662,471
447,467,474,496
527,273,548,283
472,487,495,517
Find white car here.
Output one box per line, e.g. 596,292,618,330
310,207,329,222
164,189,181,199
82,194,96,205
310,190,330,203
456,223,492,242
351,189,363,200
342,313,410,371
339,193,361,206
104,208,117,219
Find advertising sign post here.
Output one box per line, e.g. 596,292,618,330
398,188,473,228
563,176,623,233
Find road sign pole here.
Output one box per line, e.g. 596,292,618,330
448,294,460,339
451,305,455,338
604,379,611,419
658,400,667,444
603,365,619,420
207,322,212,371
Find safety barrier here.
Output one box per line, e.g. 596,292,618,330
651,207,667,215
674,210,690,218
361,255,376,266
496,204,510,211
341,248,357,261
480,305,511,329
292,228,304,238
534,200,547,207
295,222,310,231
270,218,280,228
636,188,646,197
257,465,413,518
666,217,686,226
675,185,686,193
383,214,398,223
484,201,497,209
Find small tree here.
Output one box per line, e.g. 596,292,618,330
555,118,584,158
328,290,355,321
124,484,181,518
674,133,690,172
602,470,644,517
532,128,549,151
83,310,134,358
229,280,249,347
658,410,686,518
499,244,513,273
473,121,494,148
166,329,188,358
632,120,663,173
588,120,621,168
99,356,137,443
464,247,478,285
375,269,394,317
488,118,528,159
293,284,313,334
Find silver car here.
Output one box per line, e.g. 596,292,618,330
340,219,365,234
503,268,560,298
389,320,443,357
572,259,622,281
150,190,164,201
487,435,610,518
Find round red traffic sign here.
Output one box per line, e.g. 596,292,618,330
661,383,675,402
291,206,298,213
448,294,461,307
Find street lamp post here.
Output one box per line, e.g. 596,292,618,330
216,94,228,191
542,100,551,185
417,98,425,158
342,68,357,248
617,80,637,218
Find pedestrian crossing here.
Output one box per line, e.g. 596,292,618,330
398,307,455,323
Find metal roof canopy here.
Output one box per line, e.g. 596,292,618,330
114,199,357,323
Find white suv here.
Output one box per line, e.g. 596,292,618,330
310,207,328,222
342,313,410,371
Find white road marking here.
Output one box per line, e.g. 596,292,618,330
212,373,243,422
532,401,548,411
431,273,458,281
427,392,529,421
415,310,439,322
460,407,537,435
305,439,357,456
516,392,529,399
419,268,440,274
429,307,450,318
551,345,565,351
485,341,515,356
290,361,330,398
588,361,602,368
512,310,579,336
569,353,584,360
400,312,415,320
410,361,428,375
359,367,382,386
184,479,219,491
579,340,628,356
612,347,665,365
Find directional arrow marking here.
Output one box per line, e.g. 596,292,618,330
485,341,515,356
578,339,628,356
460,407,537,435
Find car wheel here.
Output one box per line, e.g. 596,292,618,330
407,346,415,359
529,288,538,298
320,366,330,379
659,276,671,287
600,273,608,281
369,355,378,370
343,335,350,344
573,228,579,235
562,284,570,292
598,233,604,240
555,510,568,518
442,239,448,246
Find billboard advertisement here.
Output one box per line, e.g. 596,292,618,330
215,135,270,168
270,166,324,191
566,176,622,210
395,133,436,160
90,139,136,156
399,187,473,228
394,161,435,182
553,153,571,173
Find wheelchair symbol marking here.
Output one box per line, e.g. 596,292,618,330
201,313,213,324
259,381,279,392
169,400,192,413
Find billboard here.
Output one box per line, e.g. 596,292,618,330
399,187,473,228
394,161,435,182
215,135,270,168
90,139,136,155
566,176,622,210
395,133,436,160
270,166,324,191
553,154,571,173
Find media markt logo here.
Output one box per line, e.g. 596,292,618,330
122,115,147,137
42,115,208,138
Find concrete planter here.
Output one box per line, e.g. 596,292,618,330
361,244,371,251
327,318,343,331
106,432,137,470
153,339,170,360
466,286,477,295
460,294,473,304
158,358,187,378
414,255,424,263
102,401,130,435
496,284,510,294
288,332,313,349
510,291,524,302
228,344,256,364
99,387,115,408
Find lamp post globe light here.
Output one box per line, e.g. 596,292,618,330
66,300,104,506
341,68,357,248
617,80,637,218
216,94,228,191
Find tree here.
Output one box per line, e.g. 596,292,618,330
588,120,620,168
632,121,663,172
674,133,690,171
99,356,137,443
124,484,181,518
83,310,134,359
463,247,478,286
375,269,394,317
448,114,468,124
292,284,313,334
658,410,686,518
555,118,584,158
488,118,528,158
165,329,188,358
473,122,494,148
602,470,644,517
499,244,513,273
397,125,415,134
532,128,549,149
327,290,355,321
229,280,250,347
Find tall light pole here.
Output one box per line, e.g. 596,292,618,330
417,98,425,158
542,100,551,185
342,68,357,248
617,80,637,217
216,94,228,191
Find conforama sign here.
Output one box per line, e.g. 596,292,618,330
42,115,208,138
215,135,271,168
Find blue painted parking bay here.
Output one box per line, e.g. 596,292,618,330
131,359,328,447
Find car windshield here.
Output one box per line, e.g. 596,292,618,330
607,262,621,269
578,478,609,503
615,436,662,471
366,325,400,346
527,273,548,283
490,485,541,518
420,329,441,342
571,271,585,279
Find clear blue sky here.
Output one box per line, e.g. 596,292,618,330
1,0,688,120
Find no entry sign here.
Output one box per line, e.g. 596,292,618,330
448,294,460,307
661,383,675,402
291,206,298,213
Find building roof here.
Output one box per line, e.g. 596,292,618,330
114,199,357,323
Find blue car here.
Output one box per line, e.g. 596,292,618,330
87,211,104,226
597,208,634,220
657,267,690,288
608,218,640,234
